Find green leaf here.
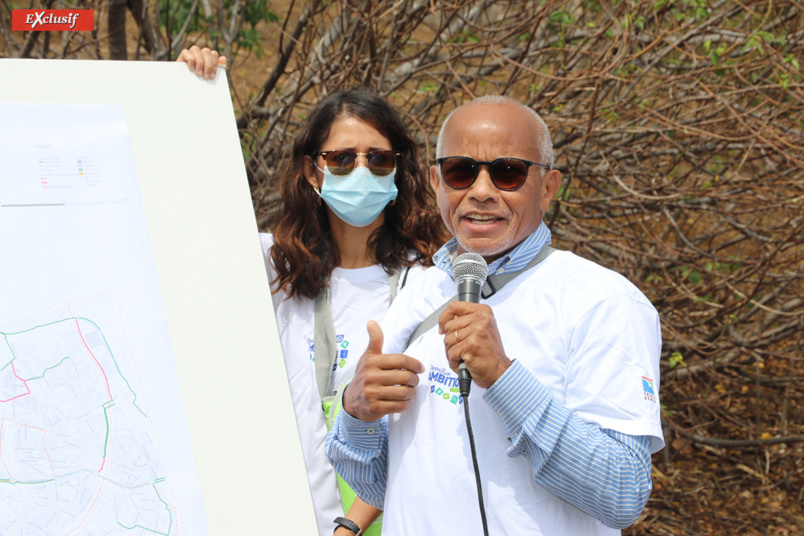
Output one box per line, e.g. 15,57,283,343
646,273,664,285
669,351,686,369
549,9,574,25
710,49,720,66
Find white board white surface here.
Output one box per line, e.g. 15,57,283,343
0,58,315,535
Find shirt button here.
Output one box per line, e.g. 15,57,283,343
366,428,375,435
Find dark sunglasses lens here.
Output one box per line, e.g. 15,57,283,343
368,151,397,176
491,159,529,190
325,150,357,176
441,157,478,188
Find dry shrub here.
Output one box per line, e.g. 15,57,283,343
3,0,802,533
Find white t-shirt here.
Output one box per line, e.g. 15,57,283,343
260,233,424,535
378,249,663,535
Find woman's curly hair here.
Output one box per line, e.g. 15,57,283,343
271,88,448,300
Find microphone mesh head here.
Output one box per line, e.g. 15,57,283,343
453,252,489,283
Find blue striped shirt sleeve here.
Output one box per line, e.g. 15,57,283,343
484,359,654,529
324,408,389,509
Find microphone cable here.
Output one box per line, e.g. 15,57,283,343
459,364,489,536
453,253,491,535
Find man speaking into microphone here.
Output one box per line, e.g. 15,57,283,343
325,96,664,535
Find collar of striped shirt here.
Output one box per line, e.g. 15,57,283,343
433,222,552,279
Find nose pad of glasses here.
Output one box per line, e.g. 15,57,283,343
474,165,498,190
354,154,372,169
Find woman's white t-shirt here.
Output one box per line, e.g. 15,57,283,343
260,233,423,535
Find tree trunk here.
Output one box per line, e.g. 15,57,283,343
108,0,128,60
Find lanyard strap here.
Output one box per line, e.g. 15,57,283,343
313,267,403,401
405,246,555,348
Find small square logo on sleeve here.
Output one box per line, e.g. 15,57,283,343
642,376,656,403
12,10,94,31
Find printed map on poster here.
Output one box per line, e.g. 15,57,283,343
0,104,208,536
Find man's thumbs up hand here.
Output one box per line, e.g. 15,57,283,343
342,320,425,423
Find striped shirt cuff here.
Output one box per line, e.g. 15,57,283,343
484,359,553,435
338,409,388,451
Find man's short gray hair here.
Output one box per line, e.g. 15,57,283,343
435,95,554,169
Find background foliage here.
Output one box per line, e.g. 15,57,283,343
2,0,803,533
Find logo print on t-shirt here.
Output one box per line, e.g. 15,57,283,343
308,335,350,370
336,335,350,369
642,376,656,403
428,365,463,405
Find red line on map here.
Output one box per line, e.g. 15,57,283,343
74,318,113,474
0,362,31,402
74,318,112,400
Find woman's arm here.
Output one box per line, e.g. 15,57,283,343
334,497,383,535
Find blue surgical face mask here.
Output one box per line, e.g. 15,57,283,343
316,165,398,227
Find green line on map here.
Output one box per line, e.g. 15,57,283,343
116,521,169,536
116,483,172,535
78,317,147,417
0,478,57,485
153,483,173,536
1,318,75,336
2,334,18,367
1,317,148,417
24,356,71,381
101,404,112,459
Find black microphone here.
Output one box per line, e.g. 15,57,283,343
452,253,489,395
453,253,491,535
454,252,488,304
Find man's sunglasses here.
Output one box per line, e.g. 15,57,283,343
437,156,550,191
317,150,401,177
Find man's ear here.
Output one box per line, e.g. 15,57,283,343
540,169,562,212
430,164,441,198
304,156,320,189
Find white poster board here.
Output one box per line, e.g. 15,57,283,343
0,59,315,535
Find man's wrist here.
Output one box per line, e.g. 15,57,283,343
342,384,377,423
341,384,358,419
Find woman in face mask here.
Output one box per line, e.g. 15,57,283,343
264,87,446,536
180,45,447,536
